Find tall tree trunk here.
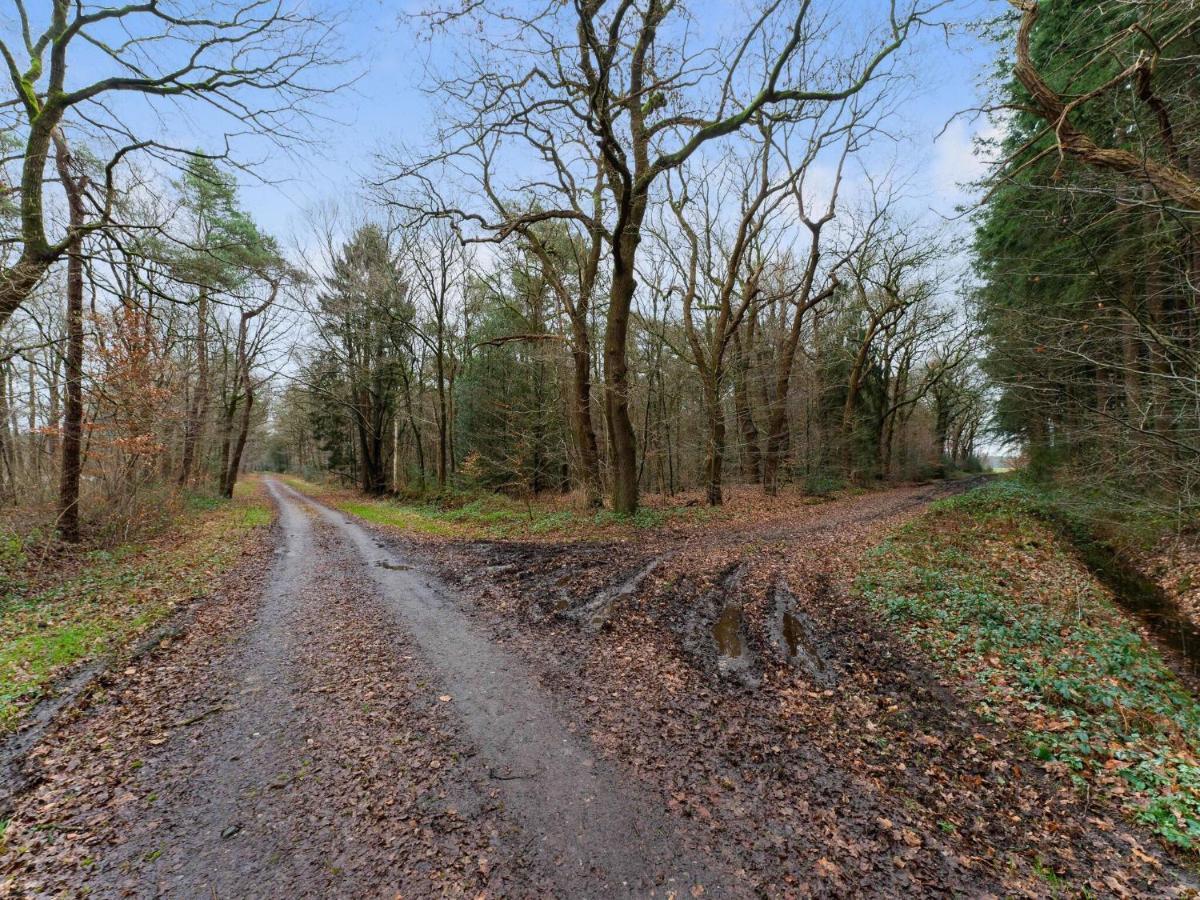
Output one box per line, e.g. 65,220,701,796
841,313,889,481
403,370,425,488
223,381,254,499
47,348,60,459
354,391,387,495
1141,192,1172,439
0,361,12,503
54,132,85,543
569,314,604,508
392,414,400,492
218,395,234,496
762,319,803,496
3,365,18,479
447,368,457,476
221,320,253,498
881,401,898,479
871,404,888,480
731,324,761,483
27,356,40,481
355,401,370,494
435,335,448,488
604,229,641,515
934,395,951,462
702,377,725,506
760,255,831,495
1119,274,1142,422
179,286,210,485
762,404,789,495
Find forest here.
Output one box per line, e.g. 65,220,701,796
1,0,1198,896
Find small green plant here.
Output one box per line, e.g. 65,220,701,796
802,472,845,497
1032,858,1065,890
184,492,224,512
858,481,1200,855
0,490,273,732
242,506,272,527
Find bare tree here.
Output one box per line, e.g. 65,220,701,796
410,221,469,488
390,0,934,512
518,205,607,508
839,223,942,478
51,129,84,540
756,139,884,495
219,273,285,498
0,0,342,329
662,123,797,505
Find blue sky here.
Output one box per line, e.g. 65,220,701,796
4,0,1004,245
225,0,1003,244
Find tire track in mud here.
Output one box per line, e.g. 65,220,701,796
273,478,728,897
99,479,322,894
419,478,1195,895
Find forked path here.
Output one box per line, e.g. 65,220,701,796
10,477,1188,896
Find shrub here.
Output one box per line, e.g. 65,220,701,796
803,472,845,497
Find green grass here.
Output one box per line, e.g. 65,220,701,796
858,481,1200,855
0,488,273,733
241,506,272,527
341,501,461,536
282,475,711,540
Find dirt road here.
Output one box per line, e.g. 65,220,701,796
3,480,720,896
2,478,1191,897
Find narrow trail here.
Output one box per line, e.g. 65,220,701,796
101,479,323,893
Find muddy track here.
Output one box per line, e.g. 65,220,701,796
7,476,1193,896
448,479,985,657
7,479,540,896
274,479,725,896
6,479,724,897
99,480,328,894
418,478,1196,895
4,480,729,897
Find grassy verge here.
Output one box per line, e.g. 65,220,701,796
0,480,273,733
278,474,714,541
858,480,1200,856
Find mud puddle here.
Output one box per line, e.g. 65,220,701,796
712,603,746,660
672,563,757,684
770,579,836,686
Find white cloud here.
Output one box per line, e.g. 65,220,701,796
930,118,1000,202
